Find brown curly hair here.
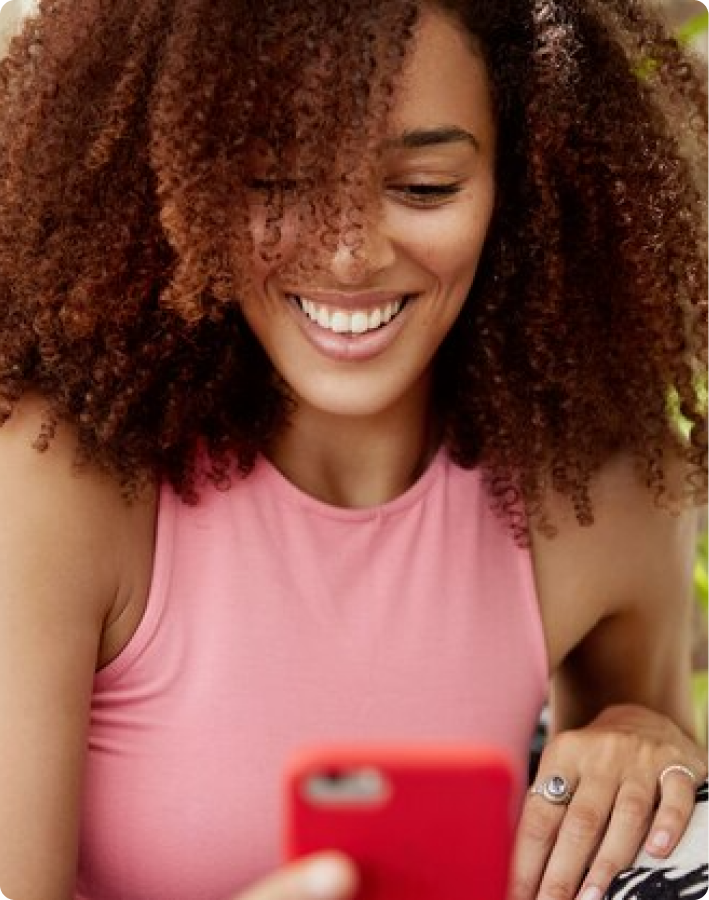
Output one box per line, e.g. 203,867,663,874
0,0,705,533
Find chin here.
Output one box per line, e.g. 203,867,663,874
287,378,413,421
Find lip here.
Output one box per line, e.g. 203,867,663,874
285,292,415,363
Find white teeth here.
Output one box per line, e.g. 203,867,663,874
330,311,350,333
292,295,408,335
350,312,369,334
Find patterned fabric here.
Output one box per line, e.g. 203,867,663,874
605,783,708,900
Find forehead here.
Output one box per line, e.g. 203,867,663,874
240,4,495,178
387,7,495,147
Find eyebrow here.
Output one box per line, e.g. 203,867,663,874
384,126,480,152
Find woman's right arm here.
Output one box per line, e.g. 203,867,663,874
0,399,125,900
0,400,360,900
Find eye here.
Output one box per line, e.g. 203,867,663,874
387,183,464,207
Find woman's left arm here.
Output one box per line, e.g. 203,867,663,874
510,453,708,900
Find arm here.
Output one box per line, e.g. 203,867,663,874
0,399,360,900
511,452,706,900
543,453,698,737
0,399,125,900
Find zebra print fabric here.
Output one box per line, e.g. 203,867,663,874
605,783,708,900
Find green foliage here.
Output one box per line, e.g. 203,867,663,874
677,8,709,45
636,8,708,78
696,530,708,614
653,26,706,660
652,11,709,743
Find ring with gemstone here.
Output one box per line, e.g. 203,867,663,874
529,774,575,805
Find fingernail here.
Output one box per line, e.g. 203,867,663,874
647,829,671,853
302,857,353,899
578,886,602,900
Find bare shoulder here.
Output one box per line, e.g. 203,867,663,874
0,396,152,606
530,451,699,732
531,451,699,672
0,396,156,897
541,450,695,535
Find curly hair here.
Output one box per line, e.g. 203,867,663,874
0,0,705,533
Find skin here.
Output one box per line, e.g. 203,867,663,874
242,9,496,508
0,6,705,900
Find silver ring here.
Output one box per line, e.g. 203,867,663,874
529,774,575,805
659,764,698,789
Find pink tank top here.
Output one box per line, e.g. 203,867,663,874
76,450,548,900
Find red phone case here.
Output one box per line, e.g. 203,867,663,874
285,745,518,900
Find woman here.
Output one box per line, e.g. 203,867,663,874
0,1,706,899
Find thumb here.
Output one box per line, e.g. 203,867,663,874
233,852,359,900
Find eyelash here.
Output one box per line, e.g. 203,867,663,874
387,184,464,206
247,180,464,207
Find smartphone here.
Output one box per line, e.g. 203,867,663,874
284,745,518,900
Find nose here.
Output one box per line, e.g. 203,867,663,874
326,214,396,286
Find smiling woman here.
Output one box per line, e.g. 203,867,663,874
240,9,496,442
0,2,706,900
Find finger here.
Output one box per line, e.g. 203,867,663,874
535,779,615,900
234,853,359,900
508,787,566,900
645,766,701,857
575,779,655,900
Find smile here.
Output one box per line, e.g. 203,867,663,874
287,294,409,336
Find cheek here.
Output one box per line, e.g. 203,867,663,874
248,207,300,281
411,219,490,285
395,191,495,285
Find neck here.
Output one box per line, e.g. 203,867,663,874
265,384,440,509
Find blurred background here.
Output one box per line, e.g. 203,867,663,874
0,0,32,54
0,0,707,740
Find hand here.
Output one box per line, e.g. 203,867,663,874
509,703,708,900
230,853,359,900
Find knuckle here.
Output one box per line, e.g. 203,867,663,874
543,730,579,757
508,876,536,900
602,732,639,761
658,748,685,772
665,743,684,762
565,803,604,842
588,857,625,886
520,805,561,843
616,790,653,826
540,876,577,900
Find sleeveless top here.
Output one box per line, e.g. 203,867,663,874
76,450,548,900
